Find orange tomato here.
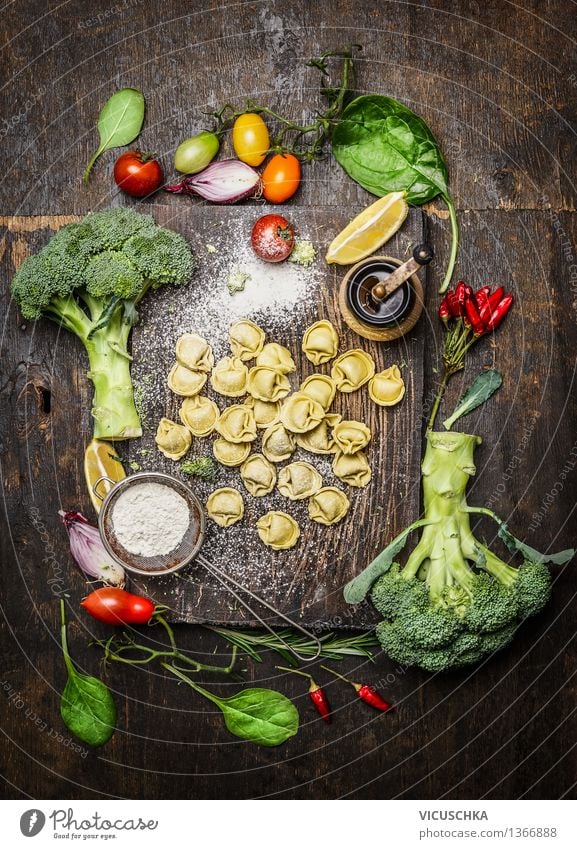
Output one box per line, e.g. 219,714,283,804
261,153,301,204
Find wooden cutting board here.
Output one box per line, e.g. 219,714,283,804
2,204,426,630
123,204,426,629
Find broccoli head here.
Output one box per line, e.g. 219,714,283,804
11,208,195,439
345,432,570,674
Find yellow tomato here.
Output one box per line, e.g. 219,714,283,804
232,113,270,166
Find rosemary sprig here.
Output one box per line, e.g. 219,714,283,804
210,46,361,162
208,627,379,665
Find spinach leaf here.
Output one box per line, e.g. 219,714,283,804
59,600,117,747
84,88,145,184
332,94,458,293
443,369,503,431
165,665,299,747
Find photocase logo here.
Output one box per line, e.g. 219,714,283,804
20,810,46,837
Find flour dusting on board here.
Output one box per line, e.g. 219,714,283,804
128,209,337,604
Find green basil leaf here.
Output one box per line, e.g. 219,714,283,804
84,88,145,183
61,672,117,747
443,369,503,431
215,688,299,747
332,94,449,204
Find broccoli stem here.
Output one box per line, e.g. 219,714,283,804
85,309,141,440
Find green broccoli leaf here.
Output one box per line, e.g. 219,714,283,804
443,370,502,431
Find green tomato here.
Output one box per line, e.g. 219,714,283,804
174,132,219,174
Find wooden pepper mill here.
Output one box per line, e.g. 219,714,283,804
338,244,433,342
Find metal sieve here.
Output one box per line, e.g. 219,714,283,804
96,471,205,576
94,471,321,661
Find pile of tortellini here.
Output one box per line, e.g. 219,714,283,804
155,319,405,551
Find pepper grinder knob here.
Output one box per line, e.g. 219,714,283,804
413,243,434,265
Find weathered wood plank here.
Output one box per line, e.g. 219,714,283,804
2,0,577,805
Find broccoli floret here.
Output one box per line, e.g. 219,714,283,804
85,251,144,300
514,561,551,619
371,564,424,619
464,572,519,633
180,457,217,482
11,208,195,440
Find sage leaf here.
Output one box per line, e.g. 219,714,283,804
84,88,145,183
59,600,117,747
332,94,458,293
165,665,299,747
443,369,503,431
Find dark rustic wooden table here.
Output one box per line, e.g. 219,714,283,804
1,0,576,800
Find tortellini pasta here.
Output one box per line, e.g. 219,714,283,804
210,356,248,397
302,320,339,365
155,417,191,460
332,450,372,487
295,413,341,455
332,420,371,455
308,487,350,525
256,343,296,374
261,422,296,463
280,392,325,434
240,454,277,497
206,488,244,527
277,462,323,501
179,395,220,437
247,366,291,402
216,404,257,444
167,362,207,397
369,365,406,407
212,438,251,467
229,320,265,362
331,349,375,392
256,511,300,550
300,373,336,410
175,333,214,373
244,396,281,429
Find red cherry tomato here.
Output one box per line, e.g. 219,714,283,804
113,151,164,198
81,587,155,626
250,214,295,263
261,153,301,204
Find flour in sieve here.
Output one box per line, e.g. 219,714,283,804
111,482,190,557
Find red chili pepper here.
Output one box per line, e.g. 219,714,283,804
455,281,468,315
321,666,393,713
446,290,461,318
465,297,485,336
474,286,491,311
438,296,450,323
484,294,514,332
356,684,392,712
480,286,505,321
276,666,331,723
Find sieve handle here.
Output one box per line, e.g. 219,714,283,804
92,475,116,501
196,554,322,662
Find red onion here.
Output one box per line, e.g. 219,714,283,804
59,510,125,588
165,159,261,204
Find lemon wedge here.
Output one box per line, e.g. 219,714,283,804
84,439,126,513
325,191,409,265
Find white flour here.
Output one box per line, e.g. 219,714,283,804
111,482,190,557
